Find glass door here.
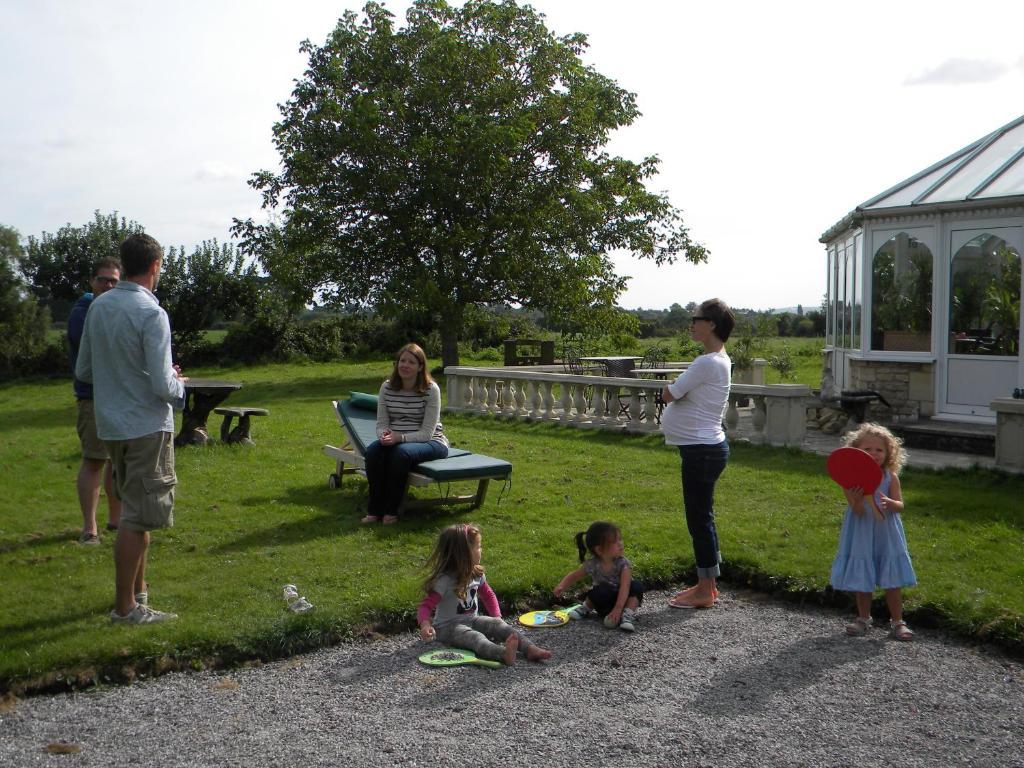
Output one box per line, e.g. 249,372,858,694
940,227,1021,417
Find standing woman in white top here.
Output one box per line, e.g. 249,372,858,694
659,299,735,609
361,343,449,525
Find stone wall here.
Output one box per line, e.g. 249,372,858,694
849,359,935,420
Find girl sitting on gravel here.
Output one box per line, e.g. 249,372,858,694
418,523,552,665
553,521,644,632
830,423,917,641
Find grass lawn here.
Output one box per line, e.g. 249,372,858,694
1,359,1022,694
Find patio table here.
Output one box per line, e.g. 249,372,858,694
580,355,643,378
630,366,690,380
175,378,243,446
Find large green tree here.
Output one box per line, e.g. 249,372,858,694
0,225,24,300
157,239,267,356
21,211,144,318
0,225,50,376
234,0,707,366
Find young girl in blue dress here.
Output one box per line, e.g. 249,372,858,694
830,423,917,641
553,521,644,632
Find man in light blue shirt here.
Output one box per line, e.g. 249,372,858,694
76,233,187,624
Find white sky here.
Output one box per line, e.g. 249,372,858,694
2,0,1023,311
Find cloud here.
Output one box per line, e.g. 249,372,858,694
43,135,79,151
194,160,241,182
905,58,1010,85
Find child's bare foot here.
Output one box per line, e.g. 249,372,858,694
502,634,519,665
525,645,552,662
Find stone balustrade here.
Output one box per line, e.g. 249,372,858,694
443,366,811,447
991,398,1024,473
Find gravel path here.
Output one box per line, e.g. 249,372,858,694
2,588,1022,768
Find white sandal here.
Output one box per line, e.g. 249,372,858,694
845,616,873,636
889,619,914,641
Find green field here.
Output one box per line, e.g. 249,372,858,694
2,356,1020,694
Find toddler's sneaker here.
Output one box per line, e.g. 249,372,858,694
568,604,592,621
845,616,873,636
618,608,638,633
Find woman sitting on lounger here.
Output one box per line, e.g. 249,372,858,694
361,343,449,525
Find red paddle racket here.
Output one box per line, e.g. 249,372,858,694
827,447,885,520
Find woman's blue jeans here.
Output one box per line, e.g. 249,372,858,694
364,439,448,518
678,441,730,579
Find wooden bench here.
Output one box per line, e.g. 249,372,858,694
213,406,268,445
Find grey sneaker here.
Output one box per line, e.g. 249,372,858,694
568,604,592,621
619,608,638,632
78,532,100,545
110,604,177,624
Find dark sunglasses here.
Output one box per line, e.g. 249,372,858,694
94,276,119,285
689,316,711,324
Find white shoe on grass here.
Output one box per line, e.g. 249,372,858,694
110,604,177,624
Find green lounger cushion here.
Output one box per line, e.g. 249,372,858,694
336,400,378,454
348,391,379,411
415,452,512,482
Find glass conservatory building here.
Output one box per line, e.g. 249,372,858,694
821,114,1024,423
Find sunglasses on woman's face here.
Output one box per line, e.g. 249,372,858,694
689,316,711,325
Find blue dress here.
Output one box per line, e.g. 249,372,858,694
830,471,917,592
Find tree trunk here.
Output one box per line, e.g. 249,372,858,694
439,305,463,369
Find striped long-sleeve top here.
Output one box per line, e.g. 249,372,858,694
375,380,449,447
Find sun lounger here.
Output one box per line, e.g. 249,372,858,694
323,392,512,512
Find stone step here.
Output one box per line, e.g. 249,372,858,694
890,421,996,457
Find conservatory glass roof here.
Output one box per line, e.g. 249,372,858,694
861,113,1024,210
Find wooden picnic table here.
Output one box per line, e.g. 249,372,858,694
175,378,242,446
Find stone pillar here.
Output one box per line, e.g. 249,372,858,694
445,371,462,412
763,385,811,447
751,358,767,386
991,398,1024,474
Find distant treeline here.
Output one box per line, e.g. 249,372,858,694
630,302,826,339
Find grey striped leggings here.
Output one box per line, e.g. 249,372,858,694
436,616,533,661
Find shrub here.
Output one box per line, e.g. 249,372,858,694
0,303,54,382
473,346,503,362
461,305,542,351
768,344,796,380
219,310,295,365
0,337,68,382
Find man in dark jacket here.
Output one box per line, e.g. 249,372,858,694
68,258,122,544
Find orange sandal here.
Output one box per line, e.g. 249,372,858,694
668,595,715,609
